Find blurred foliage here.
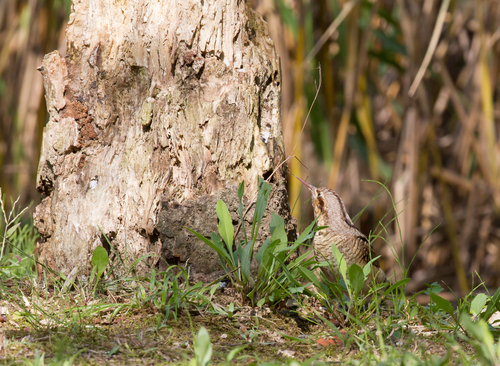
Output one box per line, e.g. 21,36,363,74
254,0,500,294
0,0,70,214
2,0,500,295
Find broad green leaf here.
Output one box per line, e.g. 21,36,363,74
241,242,252,281
497,338,500,363
259,239,281,274
409,306,418,320
348,264,365,293
471,293,489,317
331,243,347,280
91,246,109,278
193,327,212,366
256,298,266,307
298,266,322,290
255,237,271,265
271,224,287,244
270,213,285,234
430,293,454,317
461,314,496,360
254,179,272,222
480,287,500,322
216,200,234,249
251,178,272,239
211,232,232,264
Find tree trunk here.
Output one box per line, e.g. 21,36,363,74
34,0,293,279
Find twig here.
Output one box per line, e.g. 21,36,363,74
303,0,358,67
408,0,451,97
290,65,322,157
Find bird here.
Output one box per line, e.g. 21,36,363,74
295,176,387,293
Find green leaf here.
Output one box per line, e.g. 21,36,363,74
298,266,322,290
255,178,272,221
237,181,245,206
270,213,285,234
461,314,496,360
236,181,248,245
362,255,381,277
185,227,233,268
409,306,418,320
296,216,320,244
211,232,231,257
255,237,271,265
430,293,454,317
271,224,287,247
256,298,266,307
5,222,21,238
497,337,500,363
251,178,272,239
216,200,234,249
471,293,489,317
91,246,109,278
193,327,212,366
331,243,347,281
241,241,252,281
383,278,410,295
107,346,120,357
480,287,500,322
348,264,365,293
258,239,281,275
226,345,247,363
233,242,243,268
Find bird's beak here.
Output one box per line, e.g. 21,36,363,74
293,175,317,194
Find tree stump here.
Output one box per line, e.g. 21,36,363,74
34,0,294,279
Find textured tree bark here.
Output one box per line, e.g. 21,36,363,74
34,0,293,279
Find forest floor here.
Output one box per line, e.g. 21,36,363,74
0,281,485,365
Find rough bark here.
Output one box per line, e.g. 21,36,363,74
34,0,293,278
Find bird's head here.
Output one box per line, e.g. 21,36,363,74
294,175,355,229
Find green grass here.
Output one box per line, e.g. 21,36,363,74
1,181,500,365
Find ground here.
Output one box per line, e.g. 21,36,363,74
0,284,479,365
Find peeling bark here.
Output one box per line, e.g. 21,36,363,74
34,0,293,278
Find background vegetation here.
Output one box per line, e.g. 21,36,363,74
254,0,500,297
1,0,500,298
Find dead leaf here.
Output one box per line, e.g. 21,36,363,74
316,336,343,347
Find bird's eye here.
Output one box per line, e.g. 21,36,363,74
317,196,325,211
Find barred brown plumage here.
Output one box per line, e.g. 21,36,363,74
295,176,387,293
